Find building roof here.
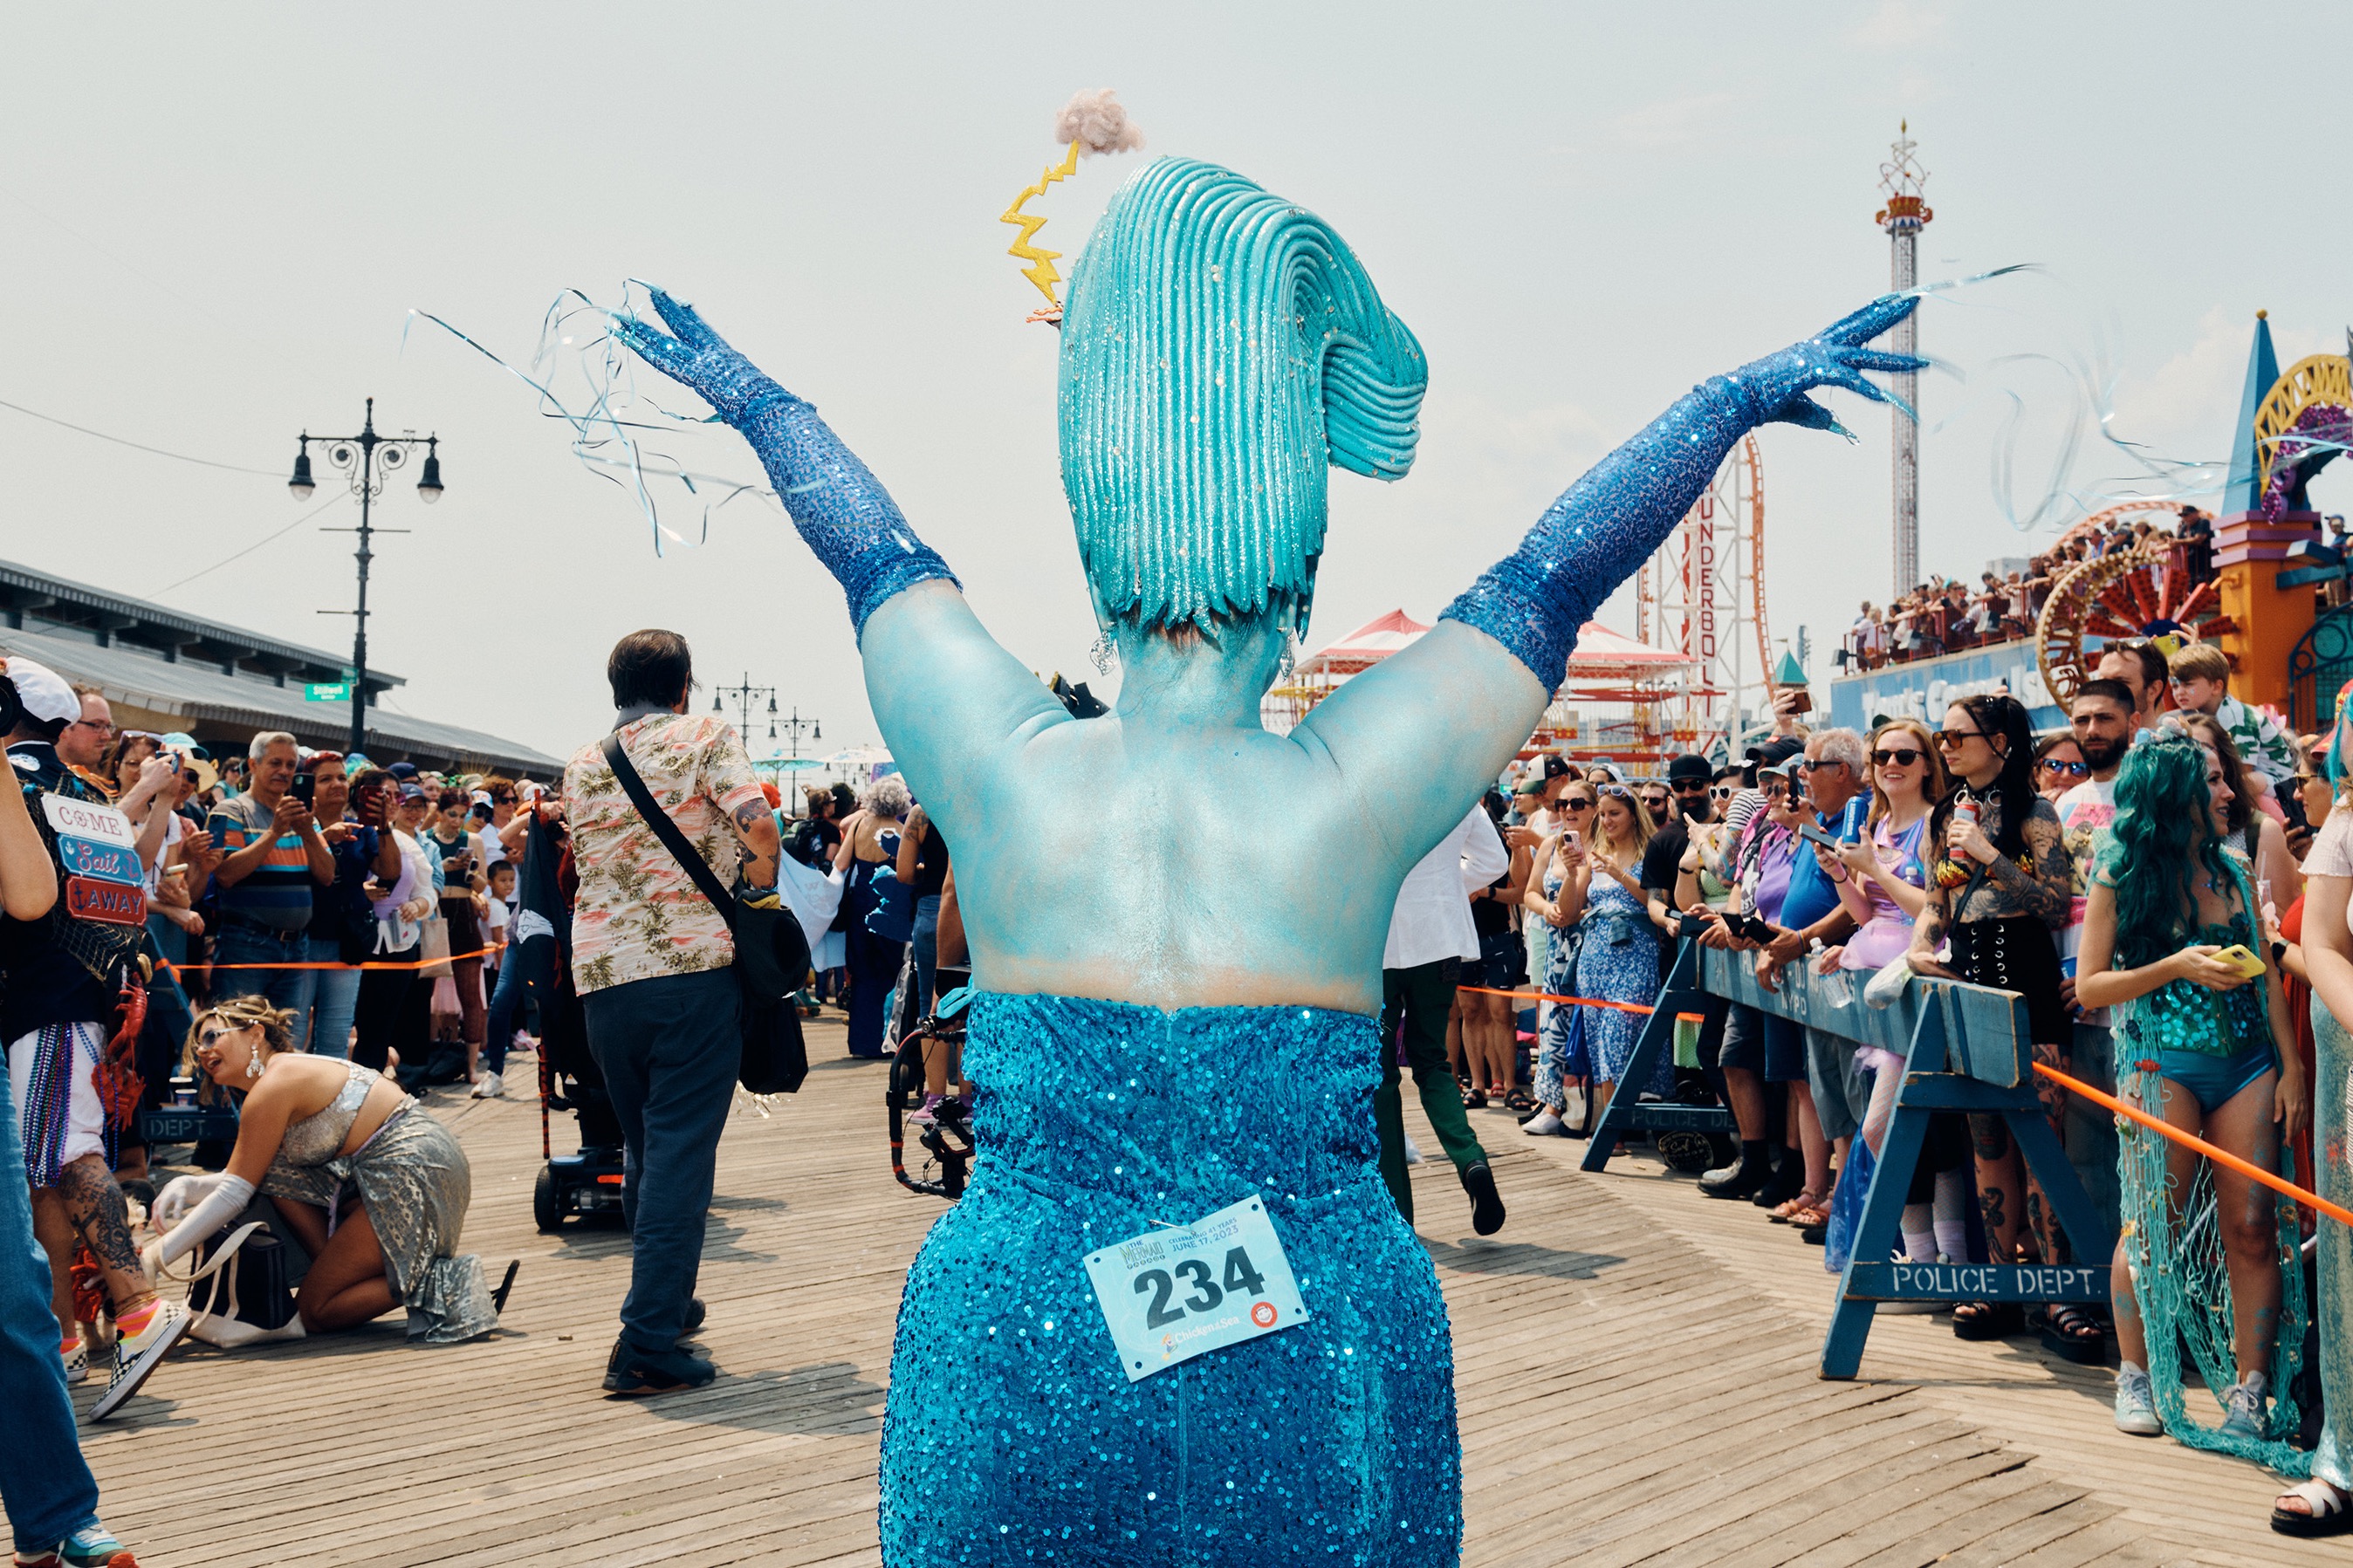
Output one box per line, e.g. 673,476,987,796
0,557,401,690
0,559,559,776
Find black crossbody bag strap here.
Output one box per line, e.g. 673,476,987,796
600,734,737,931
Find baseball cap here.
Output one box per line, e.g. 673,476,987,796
397,781,427,802
388,761,419,780
1666,753,1713,785
1538,755,1573,781
2,657,79,728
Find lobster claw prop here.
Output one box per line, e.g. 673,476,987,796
96,969,148,1133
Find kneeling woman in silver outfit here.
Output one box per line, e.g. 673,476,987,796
145,994,498,1342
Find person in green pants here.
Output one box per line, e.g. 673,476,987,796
1377,800,1510,1235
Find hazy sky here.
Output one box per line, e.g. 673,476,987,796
4,3,2346,765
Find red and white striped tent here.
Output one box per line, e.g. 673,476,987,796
1264,610,1696,749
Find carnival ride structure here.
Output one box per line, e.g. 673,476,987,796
1630,434,1774,762
1262,609,1698,767
2030,325,2353,716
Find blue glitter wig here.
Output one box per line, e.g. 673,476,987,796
1057,157,1427,638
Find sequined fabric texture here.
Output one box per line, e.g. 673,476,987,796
609,291,957,636
879,992,1460,1566
1059,158,1427,635
1441,298,1922,688
264,1105,497,1344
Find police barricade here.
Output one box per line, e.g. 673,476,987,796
1575,936,1734,1172
1588,938,2115,1379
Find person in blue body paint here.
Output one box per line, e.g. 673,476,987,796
614,152,1920,1567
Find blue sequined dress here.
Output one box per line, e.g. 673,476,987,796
878,992,1460,1566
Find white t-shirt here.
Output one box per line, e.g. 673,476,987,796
2055,776,2118,1027
144,808,184,899
2302,808,2353,920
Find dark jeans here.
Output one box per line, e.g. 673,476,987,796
845,925,904,1058
1375,957,1486,1221
584,967,739,1353
212,921,316,1053
484,933,559,1076
0,1018,99,1552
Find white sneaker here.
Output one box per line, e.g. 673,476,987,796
90,1298,189,1421
1403,1132,1425,1166
2115,1363,2162,1436
1521,1111,1568,1137
2220,1376,2268,1441
470,1071,504,1099
62,1339,86,1386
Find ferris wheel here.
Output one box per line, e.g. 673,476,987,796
2031,501,2221,704
1631,435,1773,761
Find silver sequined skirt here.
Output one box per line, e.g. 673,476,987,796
264,1105,497,1344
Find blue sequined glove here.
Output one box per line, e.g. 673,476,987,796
1444,294,1925,688
612,290,957,636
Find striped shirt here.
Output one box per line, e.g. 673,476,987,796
207,794,318,932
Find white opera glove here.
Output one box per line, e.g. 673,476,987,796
149,1172,229,1229
153,1174,255,1267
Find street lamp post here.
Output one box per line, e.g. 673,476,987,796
710,672,780,745
288,398,444,756
774,707,821,802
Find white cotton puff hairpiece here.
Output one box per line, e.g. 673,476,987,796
1054,89,1145,156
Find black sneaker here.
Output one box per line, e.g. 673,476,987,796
1752,1166,1805,1209
603,1337,717,1395
682,1297,706,1338
1460,1162,1506,1236
1699,1161,1771,1201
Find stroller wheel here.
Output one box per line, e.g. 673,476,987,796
532,1166,564,1233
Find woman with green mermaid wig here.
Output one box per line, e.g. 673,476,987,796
2076,729,2309,1476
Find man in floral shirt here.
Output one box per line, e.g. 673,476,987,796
562,629,779,1396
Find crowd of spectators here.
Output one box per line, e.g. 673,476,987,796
1839,507,2238,670
1480,629,2353,1530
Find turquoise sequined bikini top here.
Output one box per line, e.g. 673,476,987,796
2117,858,2267,1059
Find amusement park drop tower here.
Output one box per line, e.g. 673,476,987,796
1876,127,1931,598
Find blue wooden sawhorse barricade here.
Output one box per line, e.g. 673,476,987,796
1583,936,2116,1379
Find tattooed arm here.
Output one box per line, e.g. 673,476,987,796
1986,798,2073,929
731,798,782,889
1907,879,1958,979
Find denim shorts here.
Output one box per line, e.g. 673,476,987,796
1719,1003,1807,1082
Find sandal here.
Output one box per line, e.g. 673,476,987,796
1952,1300,2025,1341
1787,1202,1832,1229
2274,1480,2353,1537
2037,1303,2106,1365
1503,1088,1534,1113
1768,1192,1821,1222
1460,1087,1488,1110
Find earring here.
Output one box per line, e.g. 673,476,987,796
1089,629,1117,675
244,1049,264,1080
1278,633,1297,682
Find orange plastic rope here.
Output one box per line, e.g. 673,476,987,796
2034,1060,2353,1229
1456,985,1703,1024
156,942,507,976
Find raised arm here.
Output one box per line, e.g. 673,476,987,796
1298,296,1924,830
613,291,1062,797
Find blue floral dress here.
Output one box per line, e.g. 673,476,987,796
1575,868,1666,1092
1533,862,1588,1099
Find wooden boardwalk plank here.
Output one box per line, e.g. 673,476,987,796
60,1021,2263,1564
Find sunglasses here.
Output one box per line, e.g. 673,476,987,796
1671,779,1711,793
1871,747,1924,767
1711,785,1734,798
1797,757,1845,770
1934,729,1985,748
2038,758,2089,777
196,1026,247,1050
1561,796,1596,810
